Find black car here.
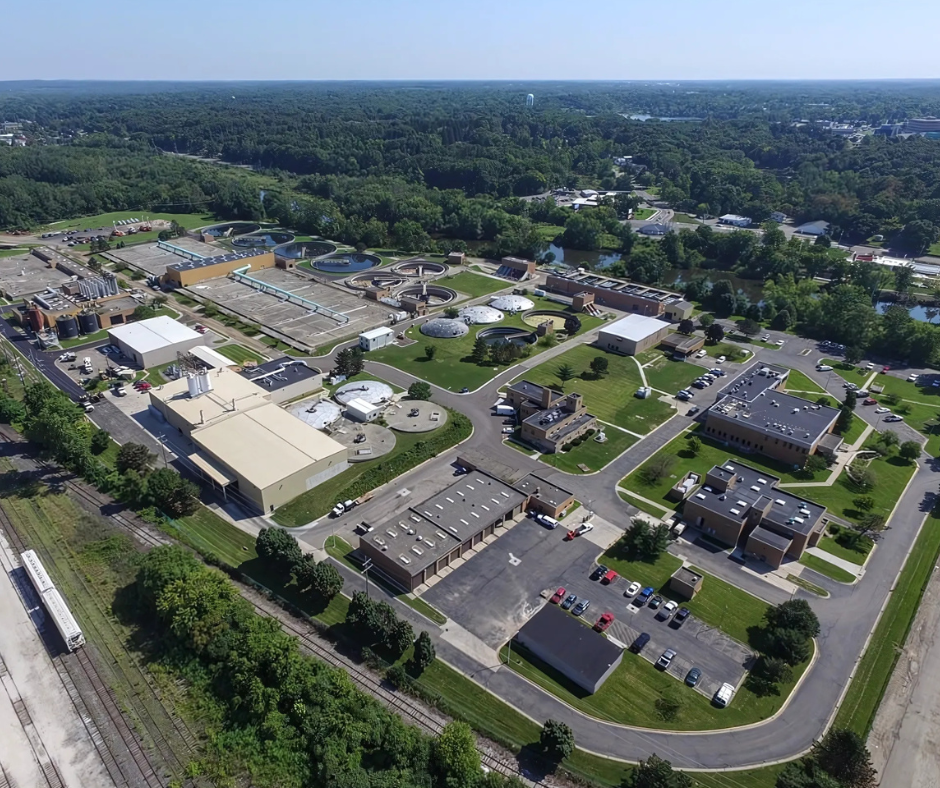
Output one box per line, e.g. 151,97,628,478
685,668,702,687
648,595,663,610
630,632,651,654
591,564,609,581
674,607,691,626
561,593,577,610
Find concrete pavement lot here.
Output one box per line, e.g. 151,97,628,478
423,517,601,648
108,237,219,276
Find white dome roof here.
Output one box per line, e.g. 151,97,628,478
489,295,534,312
420,318,470,338
458,305,504,324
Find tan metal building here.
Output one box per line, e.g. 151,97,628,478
597,314,673,356
162,248,276,287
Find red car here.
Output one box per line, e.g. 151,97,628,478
863,398,877,405
602,569,619,585
137,382,152,391
881,366,890,373
594,612,614,632
550,587,566,604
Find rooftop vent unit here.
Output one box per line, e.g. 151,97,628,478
399,555,411,565
386,529,398,538
412,546,423,556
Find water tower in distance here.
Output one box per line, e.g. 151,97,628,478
526,93,535,108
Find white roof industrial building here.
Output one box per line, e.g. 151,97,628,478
108,315,203,368
149,366,348,513
597,314,672,356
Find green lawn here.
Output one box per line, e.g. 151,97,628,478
836,411,868,445
503,636,805,732
623,425,828,513
368,297,603,391
539,426,637,473
783,369,827,395
672,213,701,224
59,327,110,349
633,207,656,220
799,553,856,584
437,271,509,298
215,343,266,365
643,352,704,393
816,524,873,566
835,513,940,736
47,212,217,247
888,400,940,455
820,359,864,384
273,409,471,526
785,450,916,525
533,223,564,242
515,344,675,433
167,506,258,568
705,342,751,362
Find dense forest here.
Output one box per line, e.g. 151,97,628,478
3,81,940,252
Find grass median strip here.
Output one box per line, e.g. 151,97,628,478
799,553,856,584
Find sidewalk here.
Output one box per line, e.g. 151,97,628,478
804,546,864,579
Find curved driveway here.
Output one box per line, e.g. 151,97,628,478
315,322,936,770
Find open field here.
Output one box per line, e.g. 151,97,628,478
515,344,675,433
368,297,604,391
539,425,637,473
783,369,827,395
169,506,258,568
672,213,701,224
437,271,510,298
622,426,828,513
51,212,217,247
642,351,705,393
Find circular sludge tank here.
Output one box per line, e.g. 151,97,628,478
232,230,295,248
490,294,535,313
311,252,381,274
347,272,406,291
393,260,448,276
335,380,394,406
458,305,504,325
275,240,338,259
476,327,537,347
420,318,470,339
289,398,342,430
199,221,260,238
78,312,99,334
522,309,572,330
56,315,79,339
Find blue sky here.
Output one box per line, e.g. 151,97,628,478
5,0,939,81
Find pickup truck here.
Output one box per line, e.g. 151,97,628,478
332,492,374,517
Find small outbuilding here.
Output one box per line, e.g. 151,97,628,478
346,397,383,423
359,326,395,351
108,315,203,368
661,332,706,358
669,567,704,600
598,314,672,356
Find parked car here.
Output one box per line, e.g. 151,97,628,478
459,387,470,393
863,398,877,405
816,364,833,372
630,632,651,653
908,374,919,382
572,599,591,617
624,581,641,597
561,593,577,610
649,595,663,609
774,339,785,346
656,649,677,670
676,390,693,401
694,349,707,359
760,334,770,342
674,607,691,626
566,522,594,540
884,415,904,422
594,612,614,632
687,406,700,416
882,366,891,373
685,668,702,687
591,564,609,581
602,569,619,585
636,586,654,605
875,407,890,414
714,683,735,707
658,600,678,620
550,587,566,604
536,513,560,529
716,355,726,364
866,362,875,370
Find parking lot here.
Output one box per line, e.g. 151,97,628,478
423,513,753,700
190,267,392,346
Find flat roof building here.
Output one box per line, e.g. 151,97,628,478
545,271,691,321
718,214,752,227
162,248,276,287
682,460,827,567
237,357,323,404
598,314,672,356
108,315,203,368
705,363,840,466
515,605,623,693
189,345,235,369
661,332,706,358
795,220,831,237
149,365,346,513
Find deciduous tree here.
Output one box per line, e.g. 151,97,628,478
540,719,574,761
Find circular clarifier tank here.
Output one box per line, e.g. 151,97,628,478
289,398,342,430
346,272,407,291
276,240,338,259
476,326,537,347
420,318,470,338
232,230,295,248
199,221,260,237
396,284,457,305
335,380,394,406
311,252,381,274
393,260,448,276
522,310,573,330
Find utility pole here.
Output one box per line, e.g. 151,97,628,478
363,558,373,598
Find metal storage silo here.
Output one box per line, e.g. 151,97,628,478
78,312,99,335
56,315,79,339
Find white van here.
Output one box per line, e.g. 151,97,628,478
714,683,735,707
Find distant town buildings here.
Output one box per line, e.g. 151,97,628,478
718,214,753,228
904,117,940,134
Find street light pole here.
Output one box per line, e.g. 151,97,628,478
363,558,373,598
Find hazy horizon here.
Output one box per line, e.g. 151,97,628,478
5,0,938,82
